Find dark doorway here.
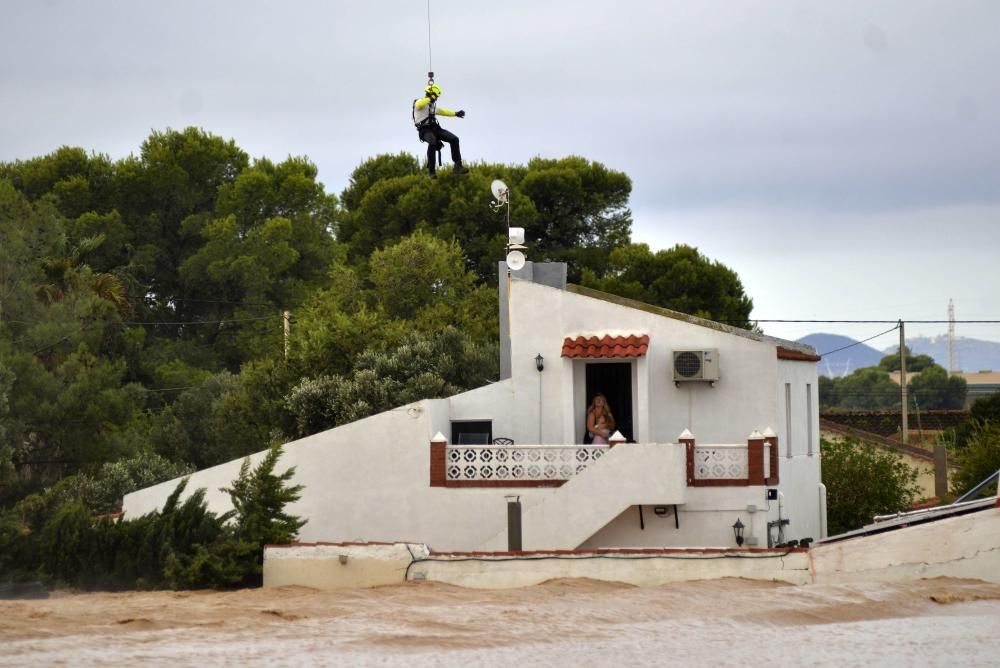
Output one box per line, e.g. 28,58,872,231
585,362,633,442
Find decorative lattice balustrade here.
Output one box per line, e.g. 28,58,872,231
430,435,778,488
692,444,771,481
692,445,748,480
445,444,607,482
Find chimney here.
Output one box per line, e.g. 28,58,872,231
498,261,567,380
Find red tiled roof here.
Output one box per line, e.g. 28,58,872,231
561,334,649,358
777,346,821,362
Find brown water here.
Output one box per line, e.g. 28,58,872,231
2,577,999,666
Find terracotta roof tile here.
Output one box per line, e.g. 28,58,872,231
777,346,821,362
561,334,649,359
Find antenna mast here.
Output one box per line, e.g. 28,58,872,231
948,298,956,374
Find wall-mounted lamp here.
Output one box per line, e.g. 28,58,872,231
732,518,745,547
535,353,544,372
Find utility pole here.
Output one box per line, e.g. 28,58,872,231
283,310,291,359
899,320,908,444
948,298,956,375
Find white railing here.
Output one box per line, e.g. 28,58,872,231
692,444,748,480
446,444,607,482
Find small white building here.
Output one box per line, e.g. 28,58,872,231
125,263,825,551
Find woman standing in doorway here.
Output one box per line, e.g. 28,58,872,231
586,393,615,445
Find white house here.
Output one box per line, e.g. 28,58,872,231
124,263,825,552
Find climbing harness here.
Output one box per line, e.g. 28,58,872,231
413,79,443,168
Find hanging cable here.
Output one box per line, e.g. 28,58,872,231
818,324,900,357
426,0,434,82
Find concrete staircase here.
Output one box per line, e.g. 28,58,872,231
477,443,688,551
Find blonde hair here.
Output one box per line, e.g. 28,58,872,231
587,393,615,431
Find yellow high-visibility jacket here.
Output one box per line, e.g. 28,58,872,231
413,96,458,127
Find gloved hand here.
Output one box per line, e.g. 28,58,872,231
456,110,466,118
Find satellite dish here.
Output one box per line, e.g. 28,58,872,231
491,179,509,201
506,249,526,271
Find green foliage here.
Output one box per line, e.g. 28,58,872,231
286,327,497,436
368,230,496,338
2,133,764,590
76,451,195,515
949,422,1000,498
580,243,755,326
337,154,631,283
0,453,305,590
219,444,305,586
0,364,17,496
339,152,421,211
821,437,921,535
0,179,65,331
146,371,241,467
878,346,935,373
909,365,966,410
819,367,899,410
288,231,498,385
968,392,1000,424
370,231,475,320
820,354,966,411
38,500,92,583
948,392,1000,449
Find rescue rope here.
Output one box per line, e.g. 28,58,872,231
426,0,433,79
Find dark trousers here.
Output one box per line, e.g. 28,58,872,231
420,125,462,174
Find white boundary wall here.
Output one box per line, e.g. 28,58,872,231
811,507,1000,584
263,507,1000,590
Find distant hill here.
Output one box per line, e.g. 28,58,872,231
798,333,1000,377
798,333,884,377
883,335,1000,373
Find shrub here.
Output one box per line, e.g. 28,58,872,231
821,437,921,535
950,422,1000,498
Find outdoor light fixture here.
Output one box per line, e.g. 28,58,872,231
732,518,745,547
535,353,544,372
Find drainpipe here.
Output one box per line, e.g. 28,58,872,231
818,483,828,539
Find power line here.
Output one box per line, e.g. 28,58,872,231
818,324,900,357
155,298,275,307
751,319,1000,324
122,315,281,326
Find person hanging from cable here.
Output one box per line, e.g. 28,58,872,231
413,80,468,179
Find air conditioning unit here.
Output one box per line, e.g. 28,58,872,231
673,349,720,384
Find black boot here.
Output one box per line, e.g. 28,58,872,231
453,164,469,175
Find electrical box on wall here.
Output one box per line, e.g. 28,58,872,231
672,349,720,384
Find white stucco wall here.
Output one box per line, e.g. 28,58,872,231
125,392,559,550
579,485,778,549
509,280,787,447
412,549,812,588
812,508,1000,584
477,443,689,551
772,359,824,543
125,278,822,552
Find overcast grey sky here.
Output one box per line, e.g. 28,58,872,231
3,1,999,348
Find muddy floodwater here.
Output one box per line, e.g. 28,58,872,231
2,577,999,667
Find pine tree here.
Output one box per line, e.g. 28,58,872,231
219,444,305,585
